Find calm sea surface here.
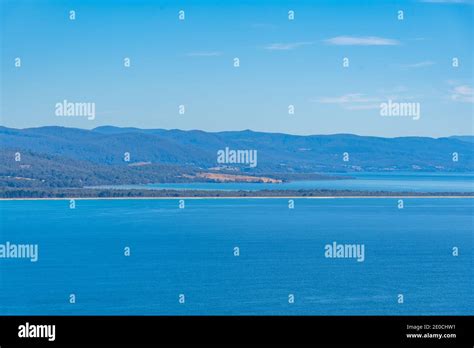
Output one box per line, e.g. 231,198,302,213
90,172,474,192
0,197,472,315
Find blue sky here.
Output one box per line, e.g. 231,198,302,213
1,0,473,137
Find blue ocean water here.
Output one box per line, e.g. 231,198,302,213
0,198,472,315
90,172,474,192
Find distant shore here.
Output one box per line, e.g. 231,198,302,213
1,187,473,200
1,196,473,201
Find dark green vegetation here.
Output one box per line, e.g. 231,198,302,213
2,187,472,199
0,150,200,188
1,126,473,197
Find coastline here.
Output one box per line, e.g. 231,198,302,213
1,195,473,201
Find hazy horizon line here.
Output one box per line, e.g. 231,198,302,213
1,124,473,139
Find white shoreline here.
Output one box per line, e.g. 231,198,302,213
0,196,473,201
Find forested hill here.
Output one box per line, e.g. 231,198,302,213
1,126,472,173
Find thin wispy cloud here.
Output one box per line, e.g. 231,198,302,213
324,36,400,46
451,85,474,103
186,51,223,57
315,93,382,104
313,93,385,110
400,61,435,68
312,92,419,110
263,42,313,51
345,104,381,110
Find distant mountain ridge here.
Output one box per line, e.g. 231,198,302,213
449,136,474,143
1,126,473,174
